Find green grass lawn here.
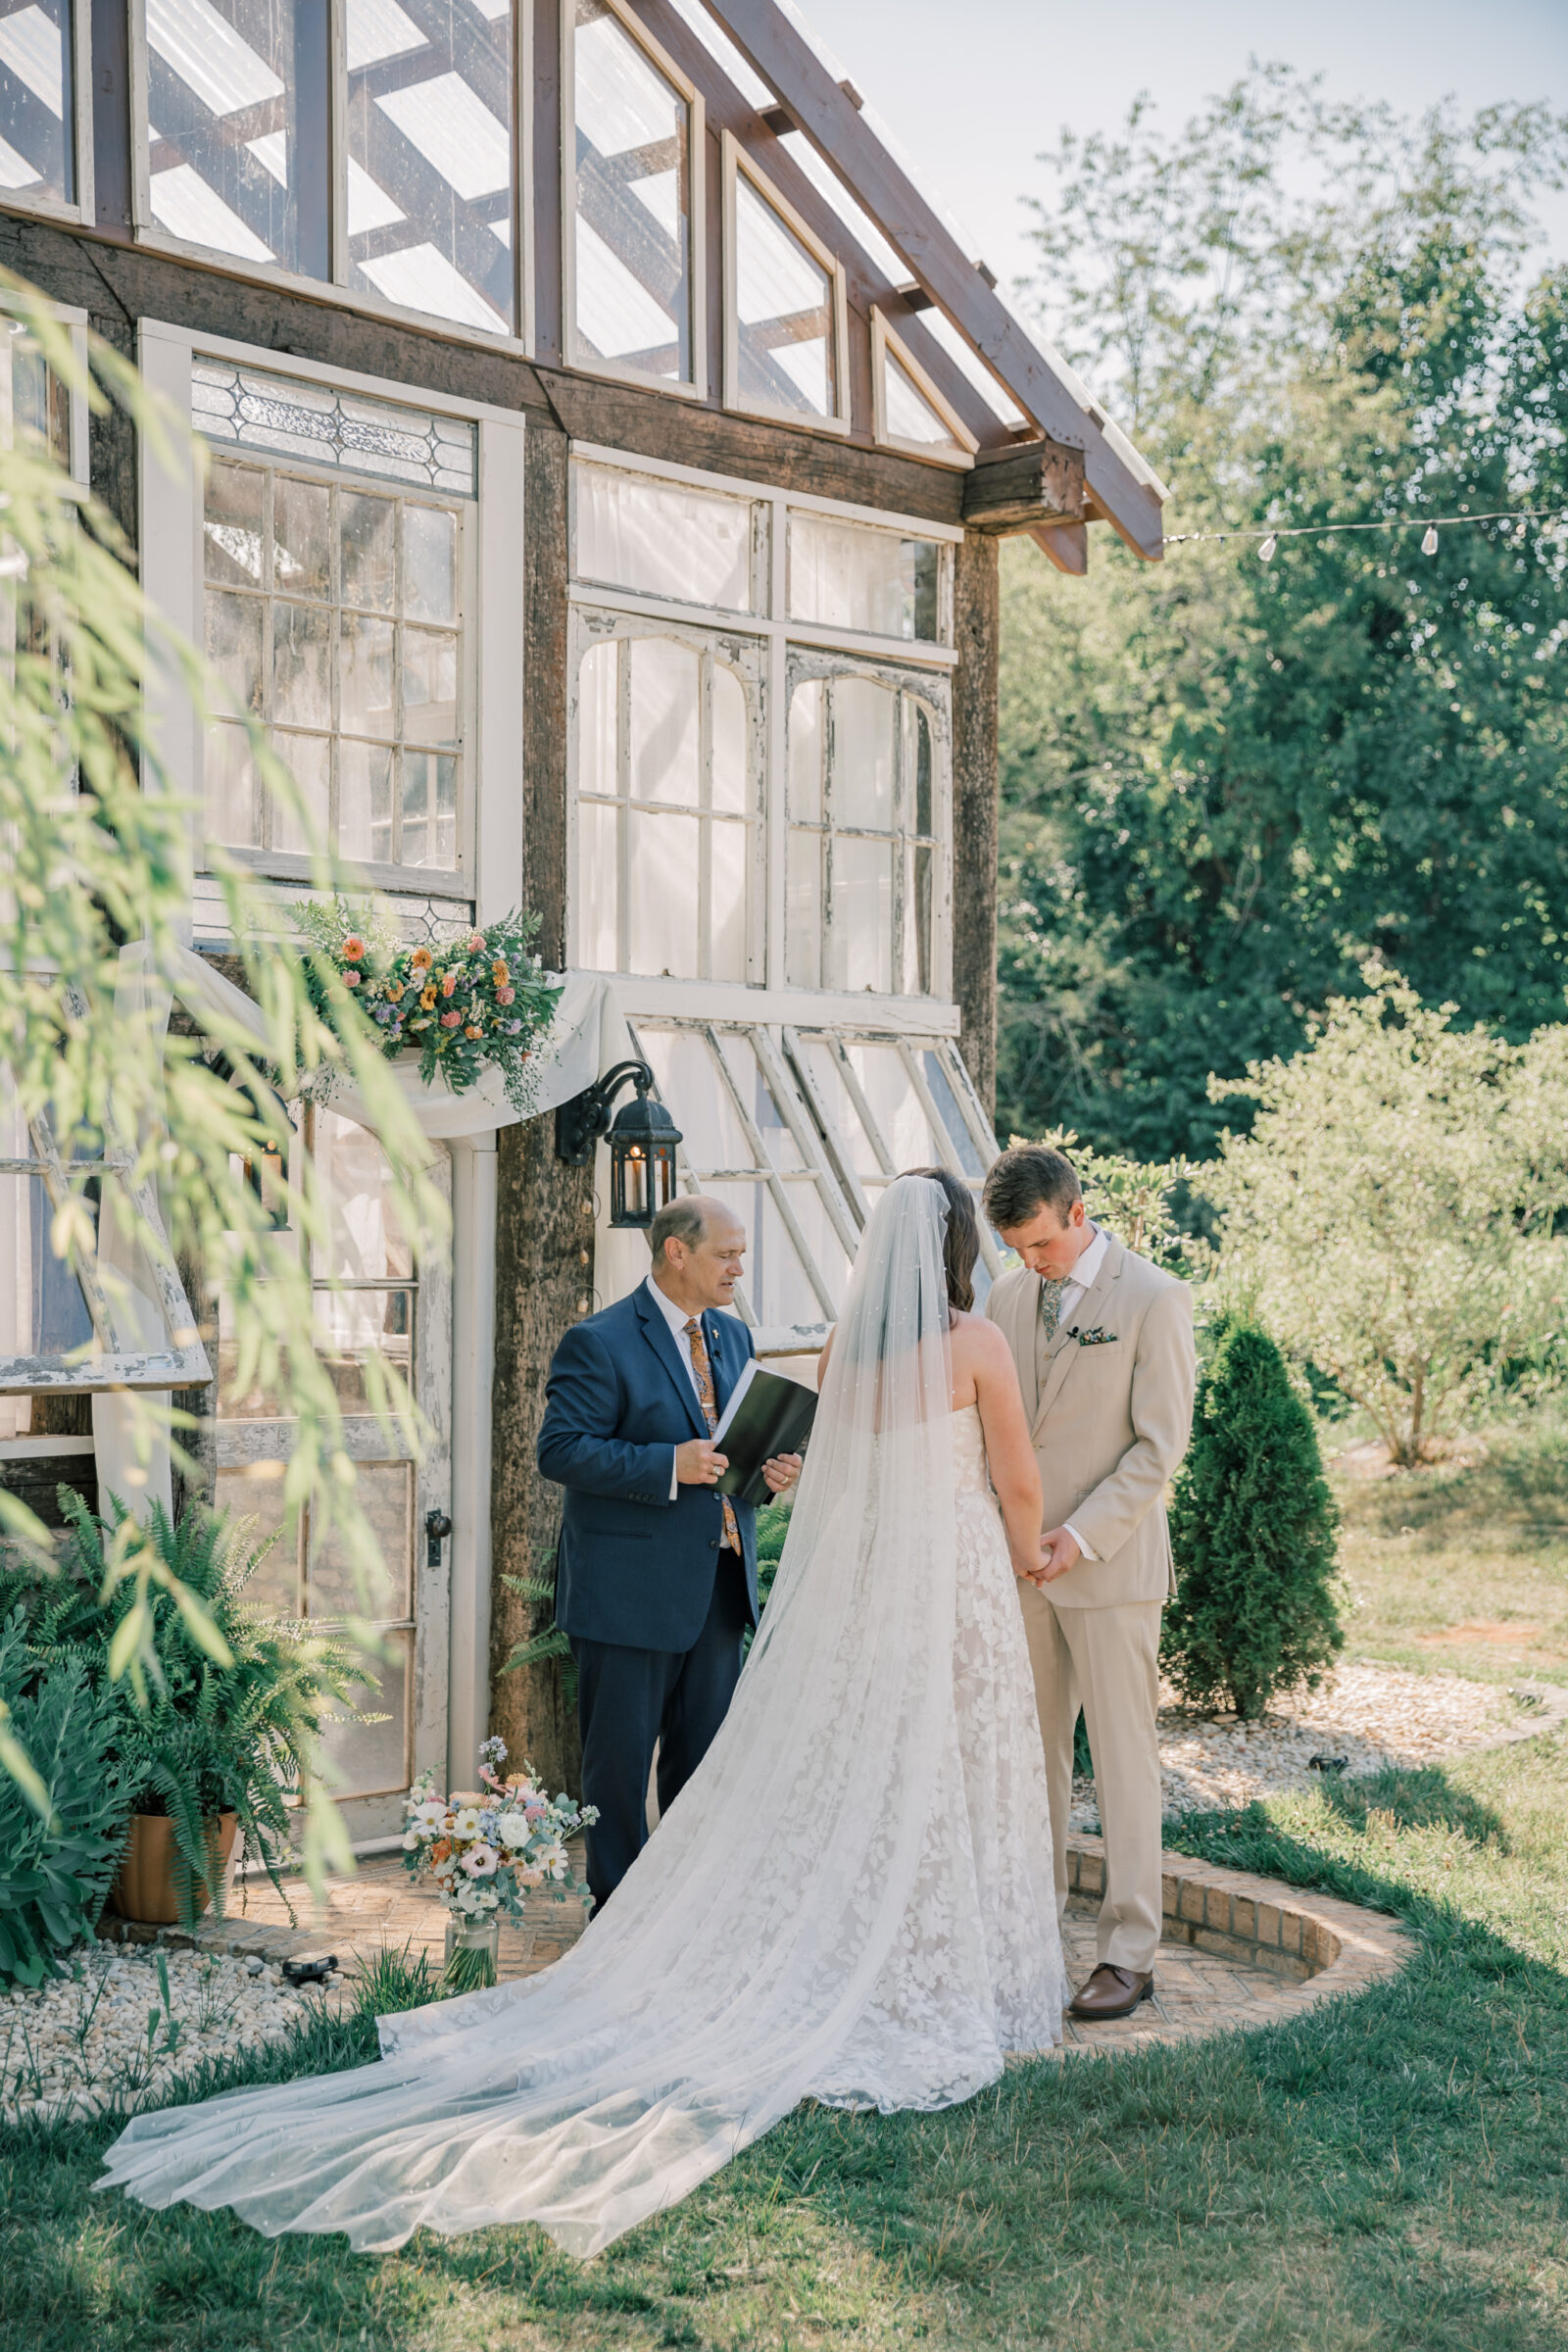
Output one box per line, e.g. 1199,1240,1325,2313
3,1415,1566,2352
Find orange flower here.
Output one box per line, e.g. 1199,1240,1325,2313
465,1023,483,1039
410,946,433,974
341,935,366,961
441,973,458,998
491,960,510,987
385,979,404,1002
430,1838,452,1863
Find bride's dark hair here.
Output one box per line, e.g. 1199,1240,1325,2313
905,1166,979,1312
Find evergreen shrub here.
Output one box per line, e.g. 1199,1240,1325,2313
1163,1313,1344,1719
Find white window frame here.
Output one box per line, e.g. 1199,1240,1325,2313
561,0,707,402
125,0,533,357
565,440,961,1018
720,130,850,438
0,0,94,233
567,604,766,984
137,318,525,935
870,306,978,471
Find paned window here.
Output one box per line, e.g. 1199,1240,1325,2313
0,0,77,212
785,663,947,997
565,0,701,392
344,0,515,335
573,459,757,613
618,1018,1000,1332
136,0,516,336
722,133,847,432
629,1020,855,1328
216,1104,417,1801
573,616,760,982
196,361,473,885
870,307,978,469
788,509,947,644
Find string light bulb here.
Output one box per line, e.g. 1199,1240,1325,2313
1421,524,1439,556
1257,534,1277,562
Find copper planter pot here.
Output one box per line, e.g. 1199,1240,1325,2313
107,1810,239,1926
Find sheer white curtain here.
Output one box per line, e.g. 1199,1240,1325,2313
101,1178,1043,2256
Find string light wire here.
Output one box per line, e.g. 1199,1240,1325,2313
1162,503,1568,556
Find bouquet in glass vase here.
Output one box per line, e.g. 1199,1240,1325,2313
400,1738,597,1992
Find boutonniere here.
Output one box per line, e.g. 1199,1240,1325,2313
1068,1326,1118,1347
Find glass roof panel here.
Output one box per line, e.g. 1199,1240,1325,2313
374,70,509,204
884,343,955,447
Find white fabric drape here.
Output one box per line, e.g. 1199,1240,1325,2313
99,1177,1066,2256
89,944,632,1520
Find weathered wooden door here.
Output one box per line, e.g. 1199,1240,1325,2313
216,1104,452,1845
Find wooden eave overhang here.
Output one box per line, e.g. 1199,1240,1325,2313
695,0,1168,561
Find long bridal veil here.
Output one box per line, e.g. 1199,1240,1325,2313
102,1177,1018,2258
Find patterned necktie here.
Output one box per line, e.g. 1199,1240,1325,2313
685,1317,741,1552
1038,1276,1069,1341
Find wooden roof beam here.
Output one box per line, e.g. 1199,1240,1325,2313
697,0,1166,560
962,437,1085,534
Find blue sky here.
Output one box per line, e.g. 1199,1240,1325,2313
811,0,1568,298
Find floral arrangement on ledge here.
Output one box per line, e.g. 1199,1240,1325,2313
295,899,562,1115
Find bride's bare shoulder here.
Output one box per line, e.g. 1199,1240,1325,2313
948,1311,1014,1374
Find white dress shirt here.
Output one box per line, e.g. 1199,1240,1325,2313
646,1274,704,1499
1050,1223,1109,1561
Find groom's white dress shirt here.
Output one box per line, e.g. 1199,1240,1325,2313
646,1274,705,1501
1053,1223,1109,1560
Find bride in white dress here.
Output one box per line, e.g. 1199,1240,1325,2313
101,1171,1067,2257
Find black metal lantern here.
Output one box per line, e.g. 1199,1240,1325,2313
555,1059,683,1228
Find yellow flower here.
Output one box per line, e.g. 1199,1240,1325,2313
384,979,404,1002
491,960,510,987
420,984,437,1010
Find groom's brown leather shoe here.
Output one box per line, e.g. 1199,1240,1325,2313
1068,1964,1154,2021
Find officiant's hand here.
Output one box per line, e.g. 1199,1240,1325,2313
761,1452,803,1495
1039,1526,1082,1583
676,1439,728,1485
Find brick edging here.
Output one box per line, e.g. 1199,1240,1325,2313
1065,1837,1413,2013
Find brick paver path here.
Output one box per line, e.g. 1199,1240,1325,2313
129,1833,1408,2058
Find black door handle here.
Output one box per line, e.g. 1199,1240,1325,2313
424,1508,453,1569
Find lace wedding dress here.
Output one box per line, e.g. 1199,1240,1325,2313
101,1180,1067,2257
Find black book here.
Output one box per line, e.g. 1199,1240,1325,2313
711,1362,817,1508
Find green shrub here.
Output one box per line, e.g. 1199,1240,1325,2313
3,1496,371,1923
0,1609,131,1984
1163,1312,1344,1719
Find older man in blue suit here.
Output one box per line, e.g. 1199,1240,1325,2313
538,1196,802,1909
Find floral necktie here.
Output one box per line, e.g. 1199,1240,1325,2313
1038,1276,1069,1340
685,1317,741,1552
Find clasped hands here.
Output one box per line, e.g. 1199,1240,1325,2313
1015,1524,1082,1589
675,1439,803,1496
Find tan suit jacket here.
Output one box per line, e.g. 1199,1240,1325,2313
987,1236,1197,1607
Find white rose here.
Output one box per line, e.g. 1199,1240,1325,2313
496,1812,532,1848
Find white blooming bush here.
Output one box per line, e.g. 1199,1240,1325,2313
400,1737,595,1931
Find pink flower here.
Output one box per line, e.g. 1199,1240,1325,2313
467,932,485,954
342,970,361,988
440,1008,463,1028
496,986,514,1004
441,973,458,998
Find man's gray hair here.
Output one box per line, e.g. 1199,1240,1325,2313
648,1195,711,1261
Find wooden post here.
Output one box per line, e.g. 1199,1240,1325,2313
487,413,593,1795
951,527,1000,1119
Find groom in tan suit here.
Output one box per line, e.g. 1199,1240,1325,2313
984,1145,1196,2020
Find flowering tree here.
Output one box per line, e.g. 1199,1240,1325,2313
1202,966,1568,1465
0,274,449,1869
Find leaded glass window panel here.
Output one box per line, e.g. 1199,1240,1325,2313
345,0,515,335
788,511,945,644
202,447,468,881
0,0,74,209
572,460,756,612
572,616,760,982
145,0,329,277
730,161,839,423
785,663,947,998
193,357,477,493
568,0,696,386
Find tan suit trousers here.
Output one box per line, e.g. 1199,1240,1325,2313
1016,1581,1164,1975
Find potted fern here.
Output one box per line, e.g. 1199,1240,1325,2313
7,1495,372,1928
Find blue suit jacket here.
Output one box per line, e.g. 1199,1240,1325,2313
537,1286,759,1652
